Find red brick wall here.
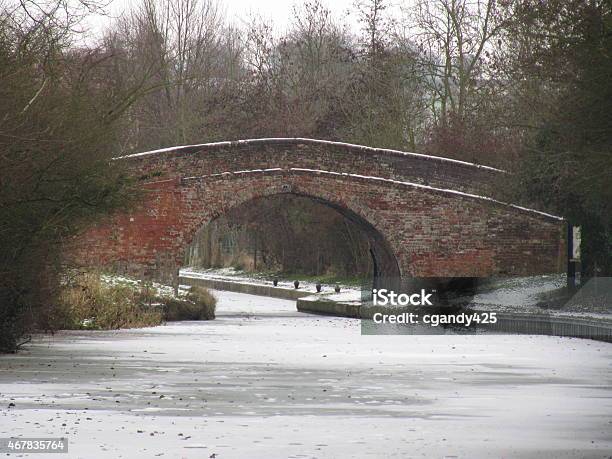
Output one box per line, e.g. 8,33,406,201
69,158,566,285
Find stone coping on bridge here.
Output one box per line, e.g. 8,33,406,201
111,136,553,209
116,137,505,173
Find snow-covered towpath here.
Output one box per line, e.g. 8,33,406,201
1,291,611,458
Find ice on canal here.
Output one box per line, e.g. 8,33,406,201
1,290,611,458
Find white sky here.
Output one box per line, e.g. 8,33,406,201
81,0,370,40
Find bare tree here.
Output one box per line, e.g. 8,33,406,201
104,0,246,150
408,0,507,124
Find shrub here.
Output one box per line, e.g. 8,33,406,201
0,298,28,352
163,286,216,321
0,7,138,351
54,273,163,330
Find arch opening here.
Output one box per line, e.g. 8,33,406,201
181,193,400,287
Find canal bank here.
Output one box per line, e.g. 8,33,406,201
180,269,612,343
179,267,362,301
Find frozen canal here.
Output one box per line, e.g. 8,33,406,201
1,291,611,458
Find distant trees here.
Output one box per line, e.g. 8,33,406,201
12,0,604,179
237,1,356,138
102,0,242,149
101,0,428,151
410,0,505,122
99,0,527,163
403,0,514,163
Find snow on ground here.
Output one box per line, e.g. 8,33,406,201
471,275,612,318
1,290,611,458
100,274,189,298
471,274,565,307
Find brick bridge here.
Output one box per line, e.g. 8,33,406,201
71,138,566,286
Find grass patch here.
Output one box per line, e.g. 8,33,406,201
52,273,217,329
53,272,163,330
163,286,216,321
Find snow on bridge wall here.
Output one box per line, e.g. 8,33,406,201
119,138,504,195
69,139,566,284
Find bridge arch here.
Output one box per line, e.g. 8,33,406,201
70,139,566,285
185,189,402,282
160,169,405,283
